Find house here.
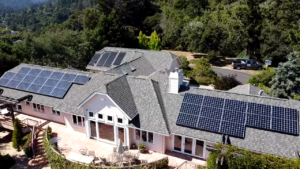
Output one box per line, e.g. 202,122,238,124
0,47,299,161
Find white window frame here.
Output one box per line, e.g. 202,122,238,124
97,113,104,121
72,115,85,127
117,117,123,124
134,129,154,144
107,115,114,123
88,111,94,118
52,110,60,116
17,104,22,110
32,103,45,113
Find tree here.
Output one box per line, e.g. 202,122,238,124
214,74,241,90
12,118,23,151
83,8,100,30
192,57,217,85
270,52,300,99
148,31,162,51
179,55,192,77
247,68,275,87
138,31,148,49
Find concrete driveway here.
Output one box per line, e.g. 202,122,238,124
212,67,252,84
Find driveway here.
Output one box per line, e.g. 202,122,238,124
212,67,252,84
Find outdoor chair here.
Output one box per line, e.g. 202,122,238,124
88,150,96,157
79,147,87,155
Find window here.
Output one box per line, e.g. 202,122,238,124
33,103,45,113
72,115,85,126
135,129,140,140
118,118,123,123
52,110,60,116
107,116,113,121
17,105,22,110
98,114,103,119
89,112,94,118
135,129,154,144
26,101,30,106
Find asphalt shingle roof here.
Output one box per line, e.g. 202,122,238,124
229,84,270,97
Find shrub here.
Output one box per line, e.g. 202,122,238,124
194,76,214,85
214,74,242,90
12,118,23,151
193,58,217,78
247,68,275,87
0,153,15,169
139,142,146,151
179,55,192,76
258,83,271,95
237,50,249,59
22,132,33,158
47,126,52,140
207,51,220,61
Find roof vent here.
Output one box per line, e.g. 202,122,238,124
128,64,136,72
258,90,263,96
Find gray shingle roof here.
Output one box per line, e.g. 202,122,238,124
229,84,270,97
87,47,177,75
106,76,138,119
163,87,300,158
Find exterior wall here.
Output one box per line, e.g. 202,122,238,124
129,128,165,153
169,58,181,72
19,101,65,124
64,113,86,134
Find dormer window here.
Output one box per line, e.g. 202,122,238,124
89,112,94,118
118,118,123,124
107,116,113,122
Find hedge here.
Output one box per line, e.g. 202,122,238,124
43,128,168,169
206,143,300,169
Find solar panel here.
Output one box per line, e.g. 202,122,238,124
73,75,90,84
113,52,126,65
50,88,67,98
97,52,111,66
222,110,246,124
7,80,20,88
39,86,54,95
33,77,47,85
220,121,245,137
18,67,31,74
272,106,285,119
200,106,223,120
12,73,26,81
44,79,59,87
27,84,42,92
39,70,53,78
56,81,72,90
61,73,76,82
0,78,9,86
224,100,247,112
22,75,36,83
180,103,201,115
183,93,203,105
104,52,118,67
88,53,102,66
50,72,64,80
197,117,220,132
176,113,198,127
2,72,16,79
16,82,31,90
28,69,42,76
247,114,271,129
203,96,224,108
285,108,298,121
177,93,299,138
248,103,271,116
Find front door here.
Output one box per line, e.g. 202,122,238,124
173,135,206,158
117,127,125,145
184,137,193,154
90,121,97,138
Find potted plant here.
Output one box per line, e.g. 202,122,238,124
138,143,147,153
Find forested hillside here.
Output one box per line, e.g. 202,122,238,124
0,0,300,75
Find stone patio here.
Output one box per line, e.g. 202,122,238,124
10,113,207,168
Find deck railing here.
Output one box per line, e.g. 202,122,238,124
31,121,40,158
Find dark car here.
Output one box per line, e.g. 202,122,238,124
232,58,263,70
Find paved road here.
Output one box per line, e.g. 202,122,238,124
212,67,252,84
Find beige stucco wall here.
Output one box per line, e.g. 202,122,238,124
19,101,65,124
129,128,165,153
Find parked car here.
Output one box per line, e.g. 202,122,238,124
232,58,264,70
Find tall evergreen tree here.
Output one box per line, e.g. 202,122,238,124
270,52,300,99
12,118,22,151
138,31,148,49
148,31,162,51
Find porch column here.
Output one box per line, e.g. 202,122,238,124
85,120,90,139
126,127,130,148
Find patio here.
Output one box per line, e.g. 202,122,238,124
5,113,207,167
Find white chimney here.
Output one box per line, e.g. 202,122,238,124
169,68,183,94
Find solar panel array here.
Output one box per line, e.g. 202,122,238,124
88,51,126,67
0,67,90,99
176,93,299,138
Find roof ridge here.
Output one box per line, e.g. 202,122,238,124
150,79,170,134
191,87,291,102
